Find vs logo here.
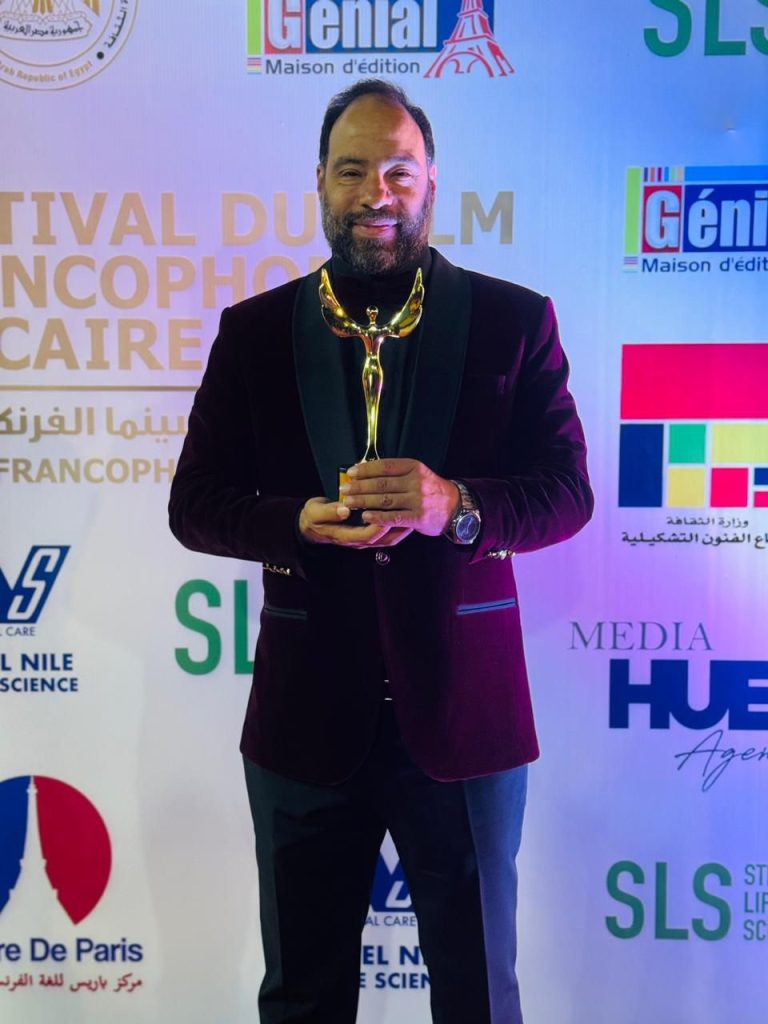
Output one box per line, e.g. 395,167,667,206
0,547,69,624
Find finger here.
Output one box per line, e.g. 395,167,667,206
341,490,413,510
306,500,350,525
360,510,414,529
299,498,351,542
347,458,414,481
309,522,392,547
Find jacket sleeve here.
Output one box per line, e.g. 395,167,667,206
168,305,309,577
465,296,594,559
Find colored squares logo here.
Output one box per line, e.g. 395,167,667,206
619,344,768,508
0,776,111,925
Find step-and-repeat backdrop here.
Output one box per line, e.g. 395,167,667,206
1,3,767,1022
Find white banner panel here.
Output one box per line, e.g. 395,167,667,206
2,2,767,1021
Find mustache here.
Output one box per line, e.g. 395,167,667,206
345,212,399,227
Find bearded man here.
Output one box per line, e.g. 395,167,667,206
169,79,593,1024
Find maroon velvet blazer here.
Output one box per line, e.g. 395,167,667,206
169,250,593,784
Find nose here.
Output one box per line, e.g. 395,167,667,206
361,172,392,210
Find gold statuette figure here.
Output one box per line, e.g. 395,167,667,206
318,267,425,462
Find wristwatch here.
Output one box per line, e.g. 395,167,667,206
445,480,482,545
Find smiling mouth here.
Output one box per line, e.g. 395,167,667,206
350,213,397,225
352,220,398,237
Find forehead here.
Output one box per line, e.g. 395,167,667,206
327,95,427,164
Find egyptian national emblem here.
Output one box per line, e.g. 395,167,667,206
0,0,135,90
0,0,102,41
426,0,514,79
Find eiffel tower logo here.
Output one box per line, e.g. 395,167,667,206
426,0,513,79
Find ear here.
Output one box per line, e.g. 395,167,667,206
428,163,437,198
316,162,325,194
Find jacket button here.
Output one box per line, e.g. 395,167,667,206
375,551,390,565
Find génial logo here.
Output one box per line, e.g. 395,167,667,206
624,166,768,273
245,1,513,78
0,546,69,625
618,344,768,510
0,776,111,924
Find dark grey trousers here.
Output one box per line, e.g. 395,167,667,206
243,703,527,1024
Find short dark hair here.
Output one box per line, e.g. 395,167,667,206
318,79,435,167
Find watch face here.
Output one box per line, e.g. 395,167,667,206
455,512,480,543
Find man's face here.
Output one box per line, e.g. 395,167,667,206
317,95,436,274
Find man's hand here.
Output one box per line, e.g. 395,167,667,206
340,459,460,536
298,496,413,548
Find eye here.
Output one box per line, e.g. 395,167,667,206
390,168,415,183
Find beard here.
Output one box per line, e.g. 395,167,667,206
320,190,433,275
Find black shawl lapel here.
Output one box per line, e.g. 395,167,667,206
397,250,471,472
293,265,359,499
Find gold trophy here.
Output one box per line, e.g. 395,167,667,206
318,267,425,466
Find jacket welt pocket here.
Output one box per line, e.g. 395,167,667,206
263,602,308,622
456,598,517,616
